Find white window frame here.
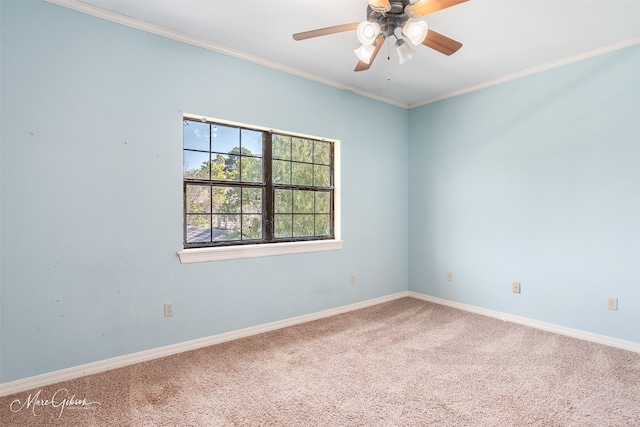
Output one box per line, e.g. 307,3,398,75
177,114,343,264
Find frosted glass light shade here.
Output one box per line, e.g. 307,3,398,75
395,39,416,64
402,21,428,45
354,44,375,64
356,21,381,45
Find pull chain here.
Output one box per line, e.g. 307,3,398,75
387,38,391,81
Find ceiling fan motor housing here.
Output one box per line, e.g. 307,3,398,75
366,1,412,38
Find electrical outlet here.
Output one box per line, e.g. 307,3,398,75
164,302,174,317
607,297,618,311
512,282,521,293
447,272,453,281
350,275,356,284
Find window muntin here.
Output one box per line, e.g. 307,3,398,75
183,118,334,248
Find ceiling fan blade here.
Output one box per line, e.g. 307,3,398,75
421,29,462,55
293,23,359,41
406,0,468,17
368,0,391,12
354,36,385,72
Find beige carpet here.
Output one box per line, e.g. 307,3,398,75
2,297,639,426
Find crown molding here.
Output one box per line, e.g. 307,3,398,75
44,0,408,109
42,0,640,110
409,35,640,108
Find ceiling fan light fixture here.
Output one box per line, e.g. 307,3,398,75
354,43,376,64
402,20,428,45
356,21,381,45
395,39,416,64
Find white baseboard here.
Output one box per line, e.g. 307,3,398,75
408,291,640,354
4,290,636,397
0,291,410,397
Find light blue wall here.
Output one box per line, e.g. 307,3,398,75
2,0,637,386
408,45,640,343
0,1,409,382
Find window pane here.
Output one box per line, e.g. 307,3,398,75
273,135,291,160
314,165,330,187
211,186,226,212
213,187,240,213
207,154,220,180
293,214,314,237
316,192,330,214
212,154,240,181
242,215,262,240
293,190,314,213
211,124,240,154
186,215,211,243
275,189,292,214
316,214,330,236
273,160,291,184
241,129,262,157
242,188,262,213
183,121,210,151
184,151,210,179
212,214,241,241
292,162,313,186
275,214,292,238
186,185,211,213
292,138,313,163
314,141,330,165
240,157,263,183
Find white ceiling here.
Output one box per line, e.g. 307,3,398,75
54,0,639,108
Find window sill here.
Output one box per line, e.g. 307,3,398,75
177,240,344,264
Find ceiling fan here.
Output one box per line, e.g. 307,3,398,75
293,0,467,72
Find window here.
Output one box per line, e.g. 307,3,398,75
181,115,340,260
